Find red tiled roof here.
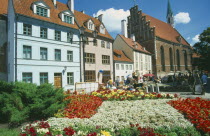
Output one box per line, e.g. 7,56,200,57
0,0,8,15
142,13,190,46
192,53,201,58
113,49,133,62
119,35,151,54
0,0,113,40
74,10,113,39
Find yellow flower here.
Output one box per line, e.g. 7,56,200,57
101,130,112,136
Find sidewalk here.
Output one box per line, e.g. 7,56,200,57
162,92,210,100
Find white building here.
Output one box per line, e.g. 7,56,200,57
5,0,81,90
114,50,133,82
113,20,152,78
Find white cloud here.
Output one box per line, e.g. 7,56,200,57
174,12,191,24
93,8,130,33
187,37,190,40
191,34,200,45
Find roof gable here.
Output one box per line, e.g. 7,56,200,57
33,1,50,9
142,13,190,46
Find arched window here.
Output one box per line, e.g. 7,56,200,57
169,48,174,71
176,49,180,71
184,50,188,70
160,46,165,71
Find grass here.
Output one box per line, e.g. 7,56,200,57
0,128,20,136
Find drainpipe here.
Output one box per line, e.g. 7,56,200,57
15,14,18,81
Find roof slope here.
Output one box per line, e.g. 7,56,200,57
119,35,151,54
74,10,113,39
113,49,133,62
0,0,8,15
0,0,113,39
142,13,190,46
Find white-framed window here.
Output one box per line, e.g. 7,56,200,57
23,24,32,36
40,73,48,84
36,6,48,17
40,27,47,39
67,72,74,85
55,31,61,41
101,41,105,48
88,22,94,30
22,73,32,83
55,49,61,61
67,51,73,62
107,42,110,49
64,15,73,24
40,47,47,60
67,32,73,43
129,65,132,70
126,65,128,70
116,64,119,70
121,64,124,70
23,45,32,59
94,40,97,46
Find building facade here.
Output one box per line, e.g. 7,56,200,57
113,49,133,82
74,11,114,83
1,0,114,89
3,0,82,90
127,3,192,77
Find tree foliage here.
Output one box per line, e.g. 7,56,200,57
193,27,210,71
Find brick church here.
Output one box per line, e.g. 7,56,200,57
127,0,192,77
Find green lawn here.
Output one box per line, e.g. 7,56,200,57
0,128,20,136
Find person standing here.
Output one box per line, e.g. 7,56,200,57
107,78,113,88
201,72,208,94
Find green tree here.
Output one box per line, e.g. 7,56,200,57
193,27,210,71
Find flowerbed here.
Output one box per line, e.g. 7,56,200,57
168,97,210,134
21,99,200,136
55,94,103,118
91,89,178,101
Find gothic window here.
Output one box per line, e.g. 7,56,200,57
176,49,180,71
169,48,174,71
160,46,165,71
184,50,188,70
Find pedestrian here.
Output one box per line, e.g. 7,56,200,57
115,77,120,87
201,72,208,94
107,78,113,88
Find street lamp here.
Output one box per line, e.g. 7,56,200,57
71,26,98,82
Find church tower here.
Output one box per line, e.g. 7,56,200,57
166,0,174,27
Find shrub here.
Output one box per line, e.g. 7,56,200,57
0,81,66,127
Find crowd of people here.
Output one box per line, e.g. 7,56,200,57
105,70,209,93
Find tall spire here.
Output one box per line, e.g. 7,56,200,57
166,0,174,27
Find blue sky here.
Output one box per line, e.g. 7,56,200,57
59,0,210,45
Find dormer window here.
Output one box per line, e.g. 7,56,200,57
59,10,74,24
36,6,48,17
89,22,93,30
118,55,121,58
100,24,105,34
86,19,95,30
32,1,50,17
64,15,73,24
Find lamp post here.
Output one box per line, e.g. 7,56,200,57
71,26,98,82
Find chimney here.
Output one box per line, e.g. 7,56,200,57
121,19,128,38
52,0,56,6
98,14,103,22
67,0,74,13
131,34,135,41
81,10,85,14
